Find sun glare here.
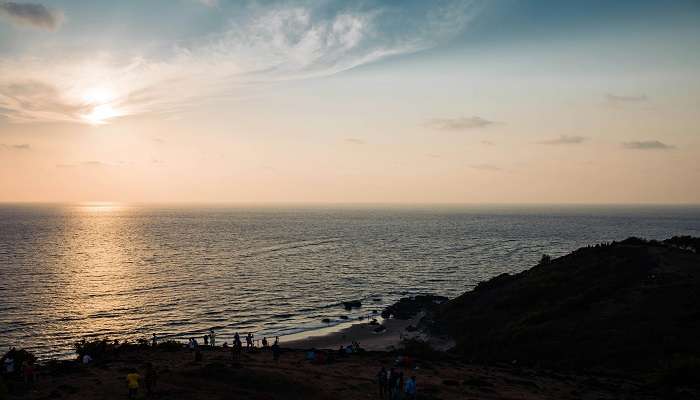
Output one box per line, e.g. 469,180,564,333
83,104,121,125
80,87,124,125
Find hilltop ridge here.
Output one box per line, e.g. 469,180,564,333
431,236,700,375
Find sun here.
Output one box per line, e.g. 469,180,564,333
80,87,124,125
83,104,121,125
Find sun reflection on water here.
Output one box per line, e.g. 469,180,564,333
77,202,125,213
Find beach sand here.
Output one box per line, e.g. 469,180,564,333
284,315,423,351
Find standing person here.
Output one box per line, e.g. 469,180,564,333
377,366,388,399
404,376,416,400
126,369,140,399
246,333,253,349
209,329,216,347
234,332,241,348
274,336,279,346
388,369,397,399
231,341,240,361
271,341,280,362
144,363,157,397
3,355,14,375
261,337,268,348
203,334,209,347
22,360,36,387
151,334,157,347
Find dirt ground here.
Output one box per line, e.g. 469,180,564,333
4,344,661,400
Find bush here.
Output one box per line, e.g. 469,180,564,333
74,339,112,360
664,236,700,253
156,340,183,352
652,355,700,388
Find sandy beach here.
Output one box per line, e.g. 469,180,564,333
284,315,422,351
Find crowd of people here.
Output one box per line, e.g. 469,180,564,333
2,349,36,383
376,366,417,400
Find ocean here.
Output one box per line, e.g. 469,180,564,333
1,204,699,359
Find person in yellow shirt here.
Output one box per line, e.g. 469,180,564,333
126,370,140,399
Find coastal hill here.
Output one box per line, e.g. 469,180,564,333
432,236,700,373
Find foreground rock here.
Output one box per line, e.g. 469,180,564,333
381,295,448,320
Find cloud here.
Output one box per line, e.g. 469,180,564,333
606,93,647,104
345,138,365,145
1,143,31,150
470,163,501,171
197,0,218,6
55,160,115,168
622,140,674,150
537,135,587,145
426,116,496,131
0,0,483,124
0,1,63,31
82,161,108,167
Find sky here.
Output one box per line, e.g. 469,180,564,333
0,0,699,204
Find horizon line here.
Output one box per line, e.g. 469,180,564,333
1,201,700,207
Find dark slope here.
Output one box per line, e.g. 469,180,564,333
432,237,700,372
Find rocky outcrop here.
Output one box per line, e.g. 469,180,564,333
382,295,448,320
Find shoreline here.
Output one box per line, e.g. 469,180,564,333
284,314,419,351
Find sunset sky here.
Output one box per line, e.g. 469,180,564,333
1,0,699,204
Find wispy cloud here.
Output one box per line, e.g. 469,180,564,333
1,143,31,150
56,160,118,168
537,135,587,145
345,138,365,145
470,163,501,171
0,1,63,31
606,93,648,104
622,140,674,150
0,0,483,125
426,116,496,131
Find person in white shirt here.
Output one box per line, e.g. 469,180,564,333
4,356,14,374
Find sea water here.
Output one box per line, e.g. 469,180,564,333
1,204,699,359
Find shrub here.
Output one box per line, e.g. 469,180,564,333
156,340,183,352
652,355,700,388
